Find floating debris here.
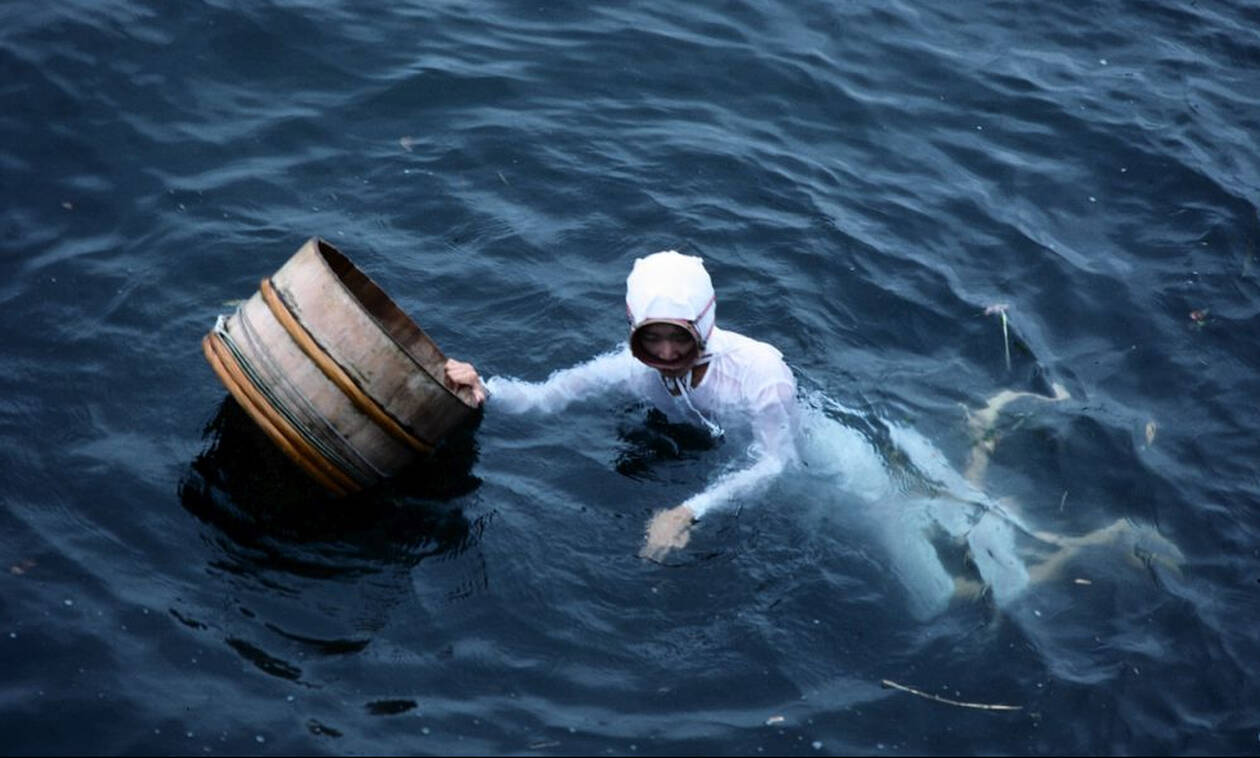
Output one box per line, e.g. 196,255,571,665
1145,420,1157,446
881,679,1022,711
765,715,785,725
306,720,342,738
983,303,1012,371
399,136,417,152
1074,578,1093,585
9,559,36,576
366,699,417,716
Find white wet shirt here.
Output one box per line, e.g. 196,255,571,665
485,250,799,518
485,325,799,519
483,324,796,518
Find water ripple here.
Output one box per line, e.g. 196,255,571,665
2,0,1259,753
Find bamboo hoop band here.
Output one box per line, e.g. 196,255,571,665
259,277,434,455
202,332,357,495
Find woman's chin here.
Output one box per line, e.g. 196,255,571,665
656,359,701,378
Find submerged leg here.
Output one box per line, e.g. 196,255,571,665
799,410,895,502
871,500,956,621
963,383,1071,487
951,383,1185,594
965,511,1031,605
799,408,960,619
1026,518,1186,584
881,422,1040,611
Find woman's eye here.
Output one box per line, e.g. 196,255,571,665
640,330,691,345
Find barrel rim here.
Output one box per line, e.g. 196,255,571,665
302,237,478,412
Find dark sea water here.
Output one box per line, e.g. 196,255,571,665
3,0,1259,754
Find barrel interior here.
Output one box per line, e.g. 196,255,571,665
313,239,472,408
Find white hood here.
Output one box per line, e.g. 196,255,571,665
625,251,716,369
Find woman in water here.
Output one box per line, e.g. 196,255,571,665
446,250,795,563
443,250,1178,619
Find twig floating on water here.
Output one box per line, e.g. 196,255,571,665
880,679,1022,711
1001,311,1010,370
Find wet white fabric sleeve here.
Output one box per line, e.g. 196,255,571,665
681,377,799,520
483,348,637,415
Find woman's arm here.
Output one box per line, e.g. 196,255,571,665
448,347,638,415
640,377,799,560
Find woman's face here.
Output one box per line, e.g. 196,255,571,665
636,323,697,371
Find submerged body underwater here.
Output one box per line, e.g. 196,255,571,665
791,384,1184,622
472,251,1184,625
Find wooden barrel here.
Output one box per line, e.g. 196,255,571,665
202,237,478,495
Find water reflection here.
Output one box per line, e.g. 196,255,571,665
178,398,484,575
174,398,492,683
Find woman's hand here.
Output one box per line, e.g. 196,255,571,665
639,505,696,562
443,358,487,407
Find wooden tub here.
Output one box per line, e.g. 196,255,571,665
202,237,478,495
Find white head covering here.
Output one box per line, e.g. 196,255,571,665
625,251,716,371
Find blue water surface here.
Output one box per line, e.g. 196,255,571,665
2,0,1259,754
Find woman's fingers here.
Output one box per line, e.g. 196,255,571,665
444,358,474,383
443,359,486,406
639,506,694,561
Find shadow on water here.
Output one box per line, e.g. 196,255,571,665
167,400,496,692
614,407,722,481
178,398,486,577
